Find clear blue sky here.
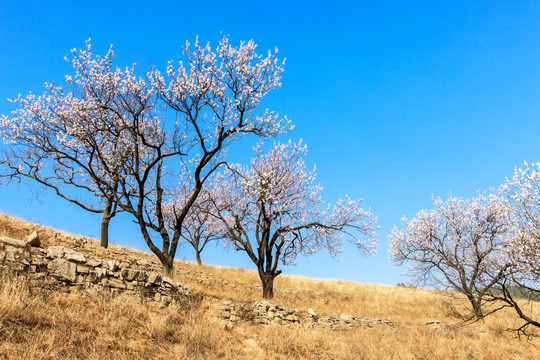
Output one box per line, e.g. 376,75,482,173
1,0,540,285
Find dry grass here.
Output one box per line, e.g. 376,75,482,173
1,212,540,359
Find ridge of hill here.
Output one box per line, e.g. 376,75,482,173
0,212,538,359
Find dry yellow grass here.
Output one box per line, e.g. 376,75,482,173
1,212,540,359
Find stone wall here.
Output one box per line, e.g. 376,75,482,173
217,300,301,327
0,234,191,306
307,308,395,330
216,299,396,330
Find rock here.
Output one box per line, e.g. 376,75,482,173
47,246,65,259
63,248,86,264
24,231,41,246
121,268,137,281
147,273,162,285
47,258,76,282
162,277,174,287
135,270,148,282
0,236,28,248
31,256,45,266
20,259,30,266
284,314,300,322
308,308,318,317
106,260,120,272
339,313,354,322
86,258,102,267
108,278,127,289
76,265,90,274
6,251,16,262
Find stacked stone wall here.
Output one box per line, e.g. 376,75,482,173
216,300,396,330
0,234,191,306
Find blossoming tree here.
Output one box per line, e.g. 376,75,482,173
164,172,223,265
0,41,159,248
389,193,515,321
498,163,540,333
209,140,378,299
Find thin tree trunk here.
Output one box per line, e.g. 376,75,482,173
100,201,113,248
100,216,111,249
468,295,484,321
195,250,202,266
100,207,112,249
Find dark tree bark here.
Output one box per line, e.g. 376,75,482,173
259,270,279,299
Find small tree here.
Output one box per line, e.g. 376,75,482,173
0,42,156,248
210,140,378,299
389,193,514,321
165,175,222,265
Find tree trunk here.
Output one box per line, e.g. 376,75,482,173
260,272,276,299
162,256,174,277
100,213,112,249
471,299,484,321
467,295,484,321
195,250,202,266
100,199,115,249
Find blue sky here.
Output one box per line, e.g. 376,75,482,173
1,0,540,285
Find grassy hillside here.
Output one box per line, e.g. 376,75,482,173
0,213,539,359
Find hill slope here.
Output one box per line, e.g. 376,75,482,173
0,213,538,359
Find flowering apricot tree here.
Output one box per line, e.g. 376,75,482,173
0,41,159,248
164,173,223,265
210,140,378,299
389,194,515,321
498,163,540,333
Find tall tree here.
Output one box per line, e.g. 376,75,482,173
210,140,378,299
111,36,291,275
389,193,515,321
